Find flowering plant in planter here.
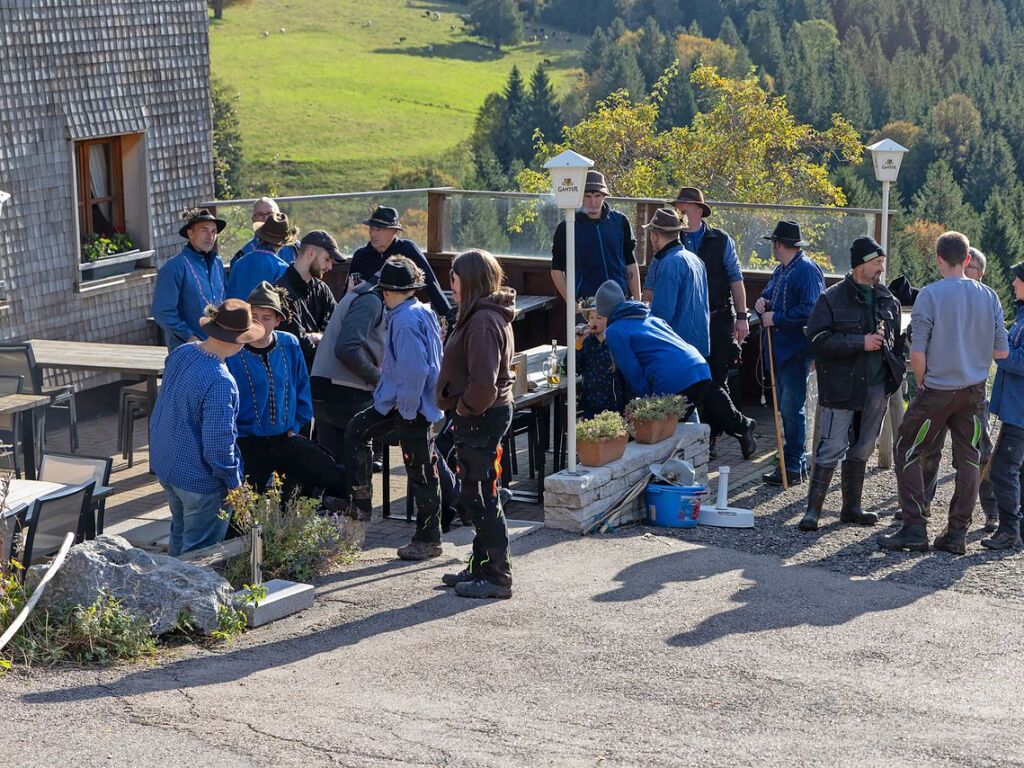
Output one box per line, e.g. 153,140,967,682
576,410,629,467
626,395,688,444
80,232,135,263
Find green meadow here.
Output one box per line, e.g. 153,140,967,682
209,0,584,195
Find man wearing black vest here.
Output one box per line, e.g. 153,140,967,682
673,187,757,458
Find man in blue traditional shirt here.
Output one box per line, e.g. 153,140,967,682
226,282,349,510
343,256,444,561
225,211,294,300
150,299,262,556
151,208,227,351
755,221,825,486
230,197,298,266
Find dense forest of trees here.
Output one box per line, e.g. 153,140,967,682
453,0,1024,306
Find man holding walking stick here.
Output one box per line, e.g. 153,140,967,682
755,221,825,487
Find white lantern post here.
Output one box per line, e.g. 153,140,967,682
544,150,594,473
865,139,909,269
866,139,908,468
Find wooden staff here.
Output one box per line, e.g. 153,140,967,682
765,323,788,490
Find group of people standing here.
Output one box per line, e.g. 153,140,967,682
150,201,518,599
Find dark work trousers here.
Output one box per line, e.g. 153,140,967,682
344,407,441,543
237,433,348,501
988,422,1024,525
454,404,514,587
313,383,375,477
434,416,463,529
679,379,711,422
921,419,996,516
699,312,748,438
894,383,987,531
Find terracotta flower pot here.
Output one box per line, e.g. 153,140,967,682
577,434,628,467
631,416,679,444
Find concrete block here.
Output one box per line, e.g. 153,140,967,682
238,579,315,628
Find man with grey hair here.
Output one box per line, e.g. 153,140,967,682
881,233,1008,553
231,196,298,266
918,246,999,531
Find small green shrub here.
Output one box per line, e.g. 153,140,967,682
577,411,629,443
224,477,357,587
80,232,135,263
625,395,688,424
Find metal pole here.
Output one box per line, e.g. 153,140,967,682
565,208,577,473
880,180,890,274
250,524,263,587
877,178,895,468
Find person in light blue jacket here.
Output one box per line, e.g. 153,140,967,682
151,209,227,350
343,256,444,561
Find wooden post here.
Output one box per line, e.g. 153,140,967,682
426,190,452,255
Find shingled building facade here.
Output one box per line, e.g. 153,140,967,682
0,0,213,355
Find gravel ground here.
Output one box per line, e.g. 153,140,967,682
630,454,1024,604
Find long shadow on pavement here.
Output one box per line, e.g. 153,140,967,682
22,591,483,705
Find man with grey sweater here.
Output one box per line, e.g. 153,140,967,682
880,231,1009,554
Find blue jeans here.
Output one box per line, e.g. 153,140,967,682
989,422,1024,523
161,482,229,556
776,356,810,474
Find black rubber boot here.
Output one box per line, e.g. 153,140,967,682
799,464,834,531
839,459,876,525
932,527,968,555
878,520,929,552
981,518,1023,550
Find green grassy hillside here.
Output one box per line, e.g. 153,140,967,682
209,0,584,195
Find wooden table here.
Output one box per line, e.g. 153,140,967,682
1,478,67,569
29,339,167,402
0,394,53,480
442,294,556,323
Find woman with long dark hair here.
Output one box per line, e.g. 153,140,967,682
436,249,517,599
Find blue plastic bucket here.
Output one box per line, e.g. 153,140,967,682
646,483,707,528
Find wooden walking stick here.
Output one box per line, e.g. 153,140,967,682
765,323,789,490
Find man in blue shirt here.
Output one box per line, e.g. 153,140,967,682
225,211,293,300
151,208,227,351
343,256,444,561
642,207,757,458
150,299,263,556
755,221,825,486
550,171,640,303
226,282,349,510
230,197,298,266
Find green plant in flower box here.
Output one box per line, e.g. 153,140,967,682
80,232,135,263
625,395,687,424
576,410,629,443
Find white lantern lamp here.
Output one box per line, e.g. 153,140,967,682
865,139,909,260
543,150,594,473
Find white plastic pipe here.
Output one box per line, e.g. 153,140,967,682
714,466,731,509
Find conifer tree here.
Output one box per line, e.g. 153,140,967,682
527,65,563,146
911,159,980,242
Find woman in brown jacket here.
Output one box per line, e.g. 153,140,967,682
436,249,517,599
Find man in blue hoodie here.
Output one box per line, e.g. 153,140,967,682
343,256,444,561
151,209,227,351
596,280,711,415
982,262,1024,550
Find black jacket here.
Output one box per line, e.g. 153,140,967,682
346,238,453,322
275,265,337,370
807,274,905,409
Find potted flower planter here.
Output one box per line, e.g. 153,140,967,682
631,415,679,444
578,434,628,467
80,249,149,281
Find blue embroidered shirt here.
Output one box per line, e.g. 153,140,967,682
225,246,288,300
226,331,313,438
231,236,296,266
150,343,243,494
644,241,711,356
759,251,825,369
374,297,443,422
151,245,226,350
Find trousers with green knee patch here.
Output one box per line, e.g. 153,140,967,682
453,404,514,587
894,382,987,531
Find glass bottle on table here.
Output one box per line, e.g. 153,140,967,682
546,339,561,386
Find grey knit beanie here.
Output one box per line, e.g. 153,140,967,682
595,280,626,318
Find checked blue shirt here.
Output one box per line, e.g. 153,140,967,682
150,343,243,494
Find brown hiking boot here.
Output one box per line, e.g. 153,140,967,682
932,528,967,555
397,539,443,561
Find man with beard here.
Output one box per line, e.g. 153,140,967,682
800,236,905,531
276,230,344,371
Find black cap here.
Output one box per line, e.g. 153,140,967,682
374,258,426,292
300,230,346,263
1012,262,1024,283
850,236,885,268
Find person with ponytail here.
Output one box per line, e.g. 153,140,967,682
436,250,517,599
